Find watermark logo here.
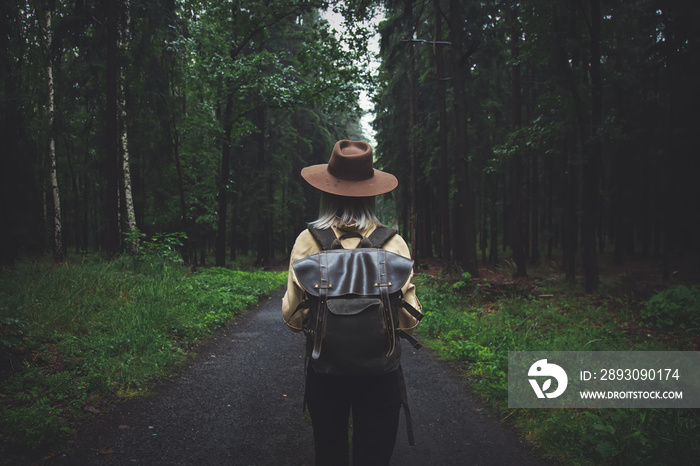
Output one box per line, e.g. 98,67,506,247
528,358,568,399
509,351,698,408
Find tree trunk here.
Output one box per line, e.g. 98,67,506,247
408,40,419,260
530,150,540,264
417,182,432,259
45,7,63,262
60,113,88,253
508,4,526,277
119,0,138,254
562,136,578,284
612,145,632,264
449,0,479,277
489,176,499,265
555,13,587,285
106,0,121,255
215,95,234,266
172,110,190,262
229,199,237,262
255,104,272,267
480,192,487,264
581,0,602,292
166,48,191,262
545,151,554,260
82,138,90,252
434,0,451,262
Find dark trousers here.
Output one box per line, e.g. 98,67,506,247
306,365,402,466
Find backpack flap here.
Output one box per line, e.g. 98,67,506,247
292,248,413,297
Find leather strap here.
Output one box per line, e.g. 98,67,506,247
398,330,423,350
367,226,397,248
308,227,340,250
402,301,423,321
311,251,330,359
376,248,397,357
308,226,397,251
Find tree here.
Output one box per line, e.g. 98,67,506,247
105,0,121,255
433,0,451,262
119,0,138,254
581,0,602,292
44,3,64,262
448,0,479,276
507,1,526,277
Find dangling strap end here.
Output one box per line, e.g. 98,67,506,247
398,330,423,350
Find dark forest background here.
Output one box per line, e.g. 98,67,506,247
2,0,699,292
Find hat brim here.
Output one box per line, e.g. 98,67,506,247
301,164,398,197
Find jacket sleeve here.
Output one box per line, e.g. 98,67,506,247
282,264,305,332
282,229,319,332
383,234,422,334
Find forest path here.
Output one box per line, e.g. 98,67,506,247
50,288,553,466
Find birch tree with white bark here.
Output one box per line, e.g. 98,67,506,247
119,0,139,254
44,4,64,262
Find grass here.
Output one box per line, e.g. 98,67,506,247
0,254,287,457
414,264,700,465
3,249,697,463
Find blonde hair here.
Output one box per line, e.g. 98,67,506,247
309,192,381,230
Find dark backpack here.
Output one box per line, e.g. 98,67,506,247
290,226,422,376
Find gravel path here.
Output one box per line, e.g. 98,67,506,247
49,288,554,466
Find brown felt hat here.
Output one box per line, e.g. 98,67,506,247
301,140,398,197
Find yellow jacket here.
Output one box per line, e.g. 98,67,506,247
282,224,422,333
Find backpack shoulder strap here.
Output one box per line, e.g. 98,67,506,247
308,225,396,250
367,226,397,248
307,227,342,250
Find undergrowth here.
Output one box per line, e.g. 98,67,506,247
0,254,286,456
415,271,700,465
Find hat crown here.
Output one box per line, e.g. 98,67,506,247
327,140,374,181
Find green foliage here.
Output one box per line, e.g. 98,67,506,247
1,403,71,451
0,316,27,350
491,115,567,173
125,230,188,263
175,267,288,340
415,274,699,465
0,257,286,452
451,272,474,291
641,285,700,329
